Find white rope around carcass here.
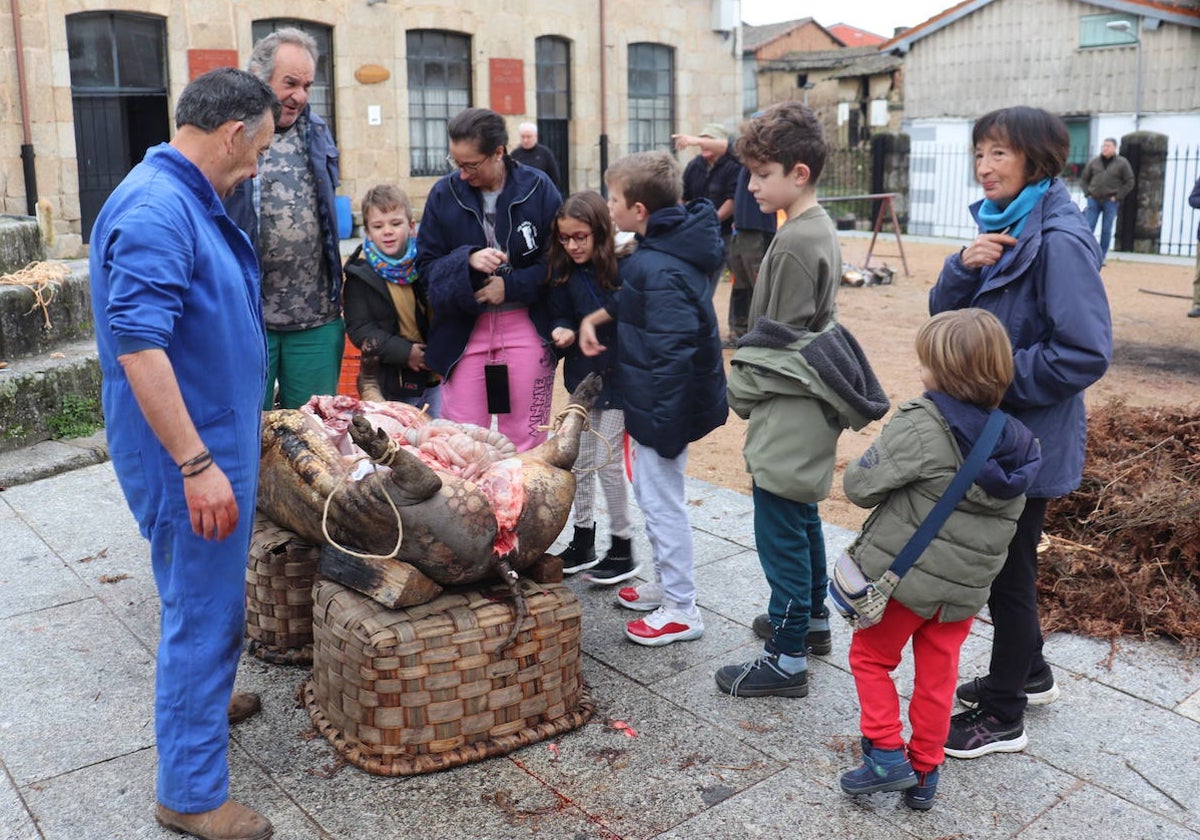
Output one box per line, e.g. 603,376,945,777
319,452,404,561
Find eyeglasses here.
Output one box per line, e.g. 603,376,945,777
445,153,490,173
556,232,592,245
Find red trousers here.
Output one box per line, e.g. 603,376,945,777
849,598,973,772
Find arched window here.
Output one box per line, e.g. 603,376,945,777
407,30,472,177
627,43,674,154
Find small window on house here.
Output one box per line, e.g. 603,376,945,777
407,30,471,177
628,43,674,153
743,58,758,116
1079,14,1138,48
1063,118,1090,180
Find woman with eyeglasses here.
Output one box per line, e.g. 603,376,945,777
416,107,563,451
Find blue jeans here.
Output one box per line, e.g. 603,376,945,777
1084,197,1119,258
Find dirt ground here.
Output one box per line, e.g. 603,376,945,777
687,235,1200,532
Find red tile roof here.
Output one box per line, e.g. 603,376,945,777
827,23,887,47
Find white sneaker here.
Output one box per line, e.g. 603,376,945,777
625,605,704,646
616,581,663,611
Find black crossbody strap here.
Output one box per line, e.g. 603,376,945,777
887,409,1007,579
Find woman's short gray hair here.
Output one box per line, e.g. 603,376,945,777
248,27,319,82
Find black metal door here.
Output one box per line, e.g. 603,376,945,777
538,119,569,195
73,95,168,241
68,13,169,242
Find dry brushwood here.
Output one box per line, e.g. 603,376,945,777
1040,399,1200,641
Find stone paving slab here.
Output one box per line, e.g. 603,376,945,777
0,598,155,787
3,459,1199,839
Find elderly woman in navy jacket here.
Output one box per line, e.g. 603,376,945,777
416,107,562,451
930,106,1112,760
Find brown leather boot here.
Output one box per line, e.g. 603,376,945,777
155,800,272,839
226,692,261,726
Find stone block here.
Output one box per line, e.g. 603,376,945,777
0,215,44,274
0,261,91,359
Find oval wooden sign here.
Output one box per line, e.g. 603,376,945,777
354,64,390,85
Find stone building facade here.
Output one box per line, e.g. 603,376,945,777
0,0,741,258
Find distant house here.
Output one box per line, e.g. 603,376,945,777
741,18,902,145
881,0,1200,244
756,47,903,145
742,18,842,114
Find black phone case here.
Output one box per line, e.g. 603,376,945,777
484,363,511,414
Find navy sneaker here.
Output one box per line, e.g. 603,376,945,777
944,707,1028,759
714,647,808,698
956,671,1061,709
839,737,917,794
904,767,940,810
750,613,833,656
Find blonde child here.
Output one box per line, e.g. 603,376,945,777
839,309,1041,810
546,191,637,580
343,185,440,415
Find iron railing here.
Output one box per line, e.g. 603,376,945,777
818,142,1200,257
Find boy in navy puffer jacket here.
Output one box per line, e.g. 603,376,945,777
578,151,728,647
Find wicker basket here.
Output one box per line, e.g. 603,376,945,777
245,516,320,665
301,577,593,775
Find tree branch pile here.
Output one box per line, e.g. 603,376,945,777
1040,400,1200,641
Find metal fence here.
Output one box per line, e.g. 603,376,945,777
818,146,874,229
819,143,1200,257
1161,145,1199,258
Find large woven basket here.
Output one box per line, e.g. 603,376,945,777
301,577,593,775
245,516,320,665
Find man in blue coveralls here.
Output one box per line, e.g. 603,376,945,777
90,68,279,840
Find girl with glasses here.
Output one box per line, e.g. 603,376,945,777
545,191,640,582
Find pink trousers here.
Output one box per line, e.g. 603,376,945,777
440,308,555,452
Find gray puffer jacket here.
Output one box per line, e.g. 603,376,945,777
844,394,1041,622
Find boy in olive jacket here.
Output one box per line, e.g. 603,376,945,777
714,102,889,700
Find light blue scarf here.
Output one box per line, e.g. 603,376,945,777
976,178,1051,238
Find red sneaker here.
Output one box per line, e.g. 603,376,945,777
616,581,663,611
625,606,704,646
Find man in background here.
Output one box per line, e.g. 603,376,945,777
676,124,740,298
227,27,344,409
1080,137,1134,265
510,121,561,191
